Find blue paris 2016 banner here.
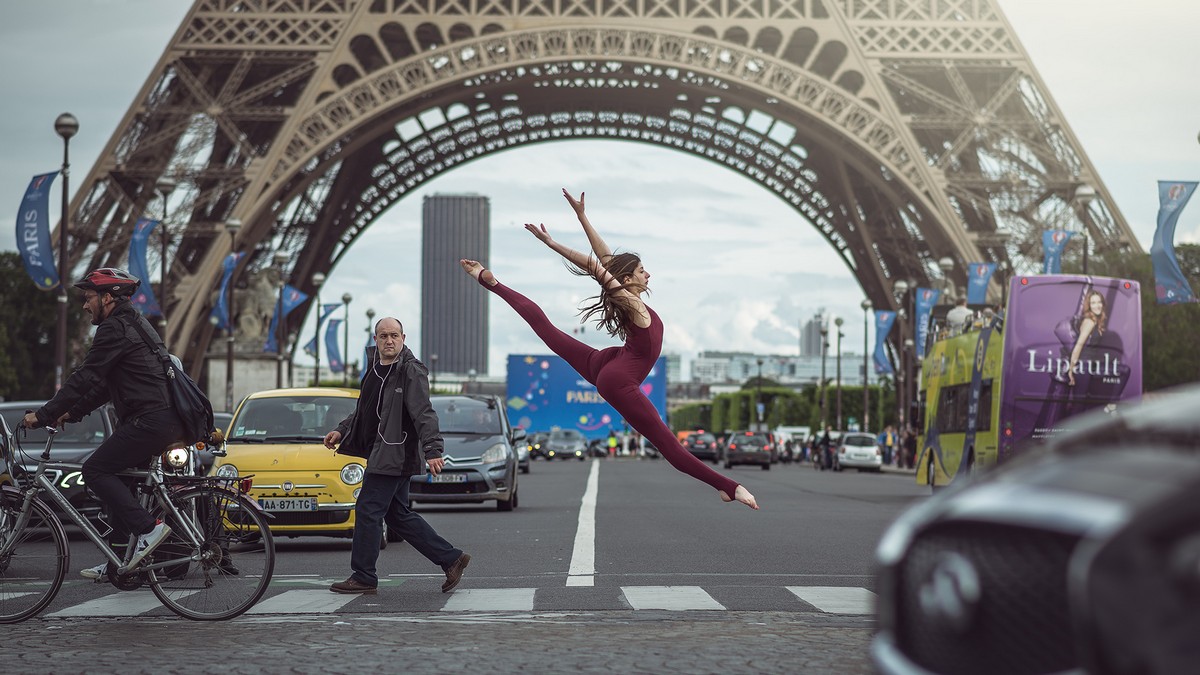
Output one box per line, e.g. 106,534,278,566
1151,181,1198,304
15,171,60,290
913,288,940,358
872,310,896,375
303,303,341,357
506,354,666,440
965,262,996,305
324,319,344,373
263,284,309,352
127,218,162,317
1042,230,1074,274
209,252,245,330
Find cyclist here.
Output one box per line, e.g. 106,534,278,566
21,267,177,579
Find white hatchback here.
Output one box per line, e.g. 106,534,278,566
837,432,883,471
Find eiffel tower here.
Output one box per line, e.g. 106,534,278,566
61,0,1139,371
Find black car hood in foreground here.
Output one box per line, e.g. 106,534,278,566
873,384,1200,675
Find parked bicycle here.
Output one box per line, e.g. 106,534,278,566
0,415,275,622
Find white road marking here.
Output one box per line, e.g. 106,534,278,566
441,588,536,612
47,590,172,617
566,460,600,587
246,589,361,614
787,586,876,614
621,586,725,611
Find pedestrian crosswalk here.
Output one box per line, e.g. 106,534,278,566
40,584,875,618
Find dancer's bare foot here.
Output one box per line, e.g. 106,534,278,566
459,259,496,286
719,485,759,510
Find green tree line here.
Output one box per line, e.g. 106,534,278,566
0,252,89,401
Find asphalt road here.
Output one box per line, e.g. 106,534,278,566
7,457,928,674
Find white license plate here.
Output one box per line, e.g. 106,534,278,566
850,454,873,461
429,474,467,483
258,497,318,511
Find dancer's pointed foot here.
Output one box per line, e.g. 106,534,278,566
460,259,496,286
719,485,759,510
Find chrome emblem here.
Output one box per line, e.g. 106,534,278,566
282,481,294,492
918,552,981,634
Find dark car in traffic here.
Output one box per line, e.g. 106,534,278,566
545,428,587,461
409,395,525,511
0,400,113,524
525,432,550,460
684,431,721,463
872,384,1200,675
724,431,773,470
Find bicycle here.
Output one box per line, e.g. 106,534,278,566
0,416,276,622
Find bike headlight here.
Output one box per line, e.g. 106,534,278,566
163,446,190,469
481,443,509,464
215,463,239,478
341,463,365,485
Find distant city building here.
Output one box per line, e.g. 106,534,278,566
689,350,878,386
664,353,682,383
800,311,827,357
421,194,489,375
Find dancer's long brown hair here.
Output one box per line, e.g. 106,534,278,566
569,251,646,341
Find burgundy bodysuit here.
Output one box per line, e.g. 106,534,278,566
483,277,740,497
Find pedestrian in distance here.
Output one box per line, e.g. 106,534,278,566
460,188,758,510
323,317,471,594
21,268,177,580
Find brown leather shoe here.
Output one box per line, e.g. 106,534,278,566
330,577,377,595
441,553,471,593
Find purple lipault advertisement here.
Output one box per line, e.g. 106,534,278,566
998,275,1142,460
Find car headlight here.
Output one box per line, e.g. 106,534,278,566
481,443,509,464
215,463,239,478
341,463,365,485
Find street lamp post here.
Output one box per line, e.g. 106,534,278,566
893,280,910,428
156,176,176,340
341,292,352,385
835,317,844,430
224,218,242,412
365,307,376,367
755,357,764,431
430,353,439,391
819,326,829,427
861,299,872,432
53,113,79,392
1074,184,1096,274
904,338,915,431
311,272,326,386
273,251,288,388
937,257,955,305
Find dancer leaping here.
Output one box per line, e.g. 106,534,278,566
460,189,758,510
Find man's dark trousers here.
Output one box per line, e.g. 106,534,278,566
350,471,463,587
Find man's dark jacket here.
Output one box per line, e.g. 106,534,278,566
334,345,444,476
37,301,170,426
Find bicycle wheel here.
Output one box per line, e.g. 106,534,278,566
0,492,68,623
147,487,274,620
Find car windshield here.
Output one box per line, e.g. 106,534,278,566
433,398,502,434
690,433,716,443
844,435,876,447
0,407,107,446
550,430,584,442
229,396,356,441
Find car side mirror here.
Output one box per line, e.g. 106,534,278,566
512,428,527,443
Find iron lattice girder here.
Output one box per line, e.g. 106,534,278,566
56,0,1136,372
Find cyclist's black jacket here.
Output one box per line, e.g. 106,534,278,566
37,301,170,426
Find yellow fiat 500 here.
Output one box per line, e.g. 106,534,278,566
212,388,377,543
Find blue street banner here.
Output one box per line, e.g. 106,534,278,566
1151,180,1198,304
15,171,60,289
303,303,342,357
264,284,309,352
209,252,245,331
873,310,896,375
127,218,161,317
1041,230,1074,274
913,288,941,358
965,262,997,305
325,319,344,373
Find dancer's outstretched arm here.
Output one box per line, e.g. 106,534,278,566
524,223,639,302
562,189,611,263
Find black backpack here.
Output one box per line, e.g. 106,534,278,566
128,316,217,446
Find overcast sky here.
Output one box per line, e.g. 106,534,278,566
2,0,1197,377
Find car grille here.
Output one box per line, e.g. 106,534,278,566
233,511,350,527
413,482,488,495
895,521,1080,675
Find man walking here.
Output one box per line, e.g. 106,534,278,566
323,317,470,595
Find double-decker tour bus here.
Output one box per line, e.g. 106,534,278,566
917,274,1142,490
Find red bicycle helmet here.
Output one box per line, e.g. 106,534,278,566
73,267,141,296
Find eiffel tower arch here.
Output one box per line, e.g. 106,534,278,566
61,0,1140,372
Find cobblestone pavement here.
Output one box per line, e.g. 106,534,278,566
3,610,874,674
